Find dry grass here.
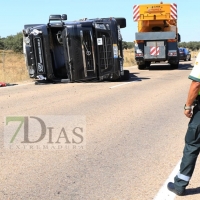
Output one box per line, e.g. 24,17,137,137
0,51,29,83
191,51,199,58
123,48,136,67
0,49,136,83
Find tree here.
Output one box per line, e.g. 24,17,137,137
12,32,23,53
178,41,200,51
178,42,187,48
122,41,128,49
0,37,4,49
3,32,23,53
122,41,134,49
3,35,14,50
127,42,134,49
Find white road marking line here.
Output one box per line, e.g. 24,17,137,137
153,160,181,200
109,80,140,89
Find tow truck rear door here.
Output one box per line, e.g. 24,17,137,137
144,41,166,59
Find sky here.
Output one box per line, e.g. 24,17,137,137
0,0,200,42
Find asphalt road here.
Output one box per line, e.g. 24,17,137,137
1,60,200,200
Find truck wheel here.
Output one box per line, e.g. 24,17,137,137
138,64,146,70
115,18,126,28
145,61,151,69
122,70,130,80
170,63,179,69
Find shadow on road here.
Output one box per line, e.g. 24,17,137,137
185,187,200,196
178,62,193,70
129,72,150,81
149,64,172,70
145,61,194,71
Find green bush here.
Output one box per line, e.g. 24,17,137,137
1,32,23,53
178,41,200,51
0,37,5,50
122,41,134,50
1,31,200,53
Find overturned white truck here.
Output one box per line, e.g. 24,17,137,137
23,14,129,83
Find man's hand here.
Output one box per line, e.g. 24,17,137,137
184,80,200,118
184,109,193,118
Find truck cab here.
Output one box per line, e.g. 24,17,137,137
23,15,129,83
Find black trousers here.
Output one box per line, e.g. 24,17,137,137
174,105,200,192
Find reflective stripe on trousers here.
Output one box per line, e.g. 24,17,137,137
177,172,191,182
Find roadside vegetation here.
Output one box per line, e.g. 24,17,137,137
0,32,199,82
0,50,29,82
2,32,200,54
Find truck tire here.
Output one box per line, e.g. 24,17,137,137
145,61,151,69
187,55,191,61
170,63,179,69
115,18,126,28
138,64,146,70
122,70,129,80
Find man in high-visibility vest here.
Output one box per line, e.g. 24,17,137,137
167,53,200,196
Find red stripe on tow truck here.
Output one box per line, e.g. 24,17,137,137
150,47,160,56
170,3,177,19
133,5,140,21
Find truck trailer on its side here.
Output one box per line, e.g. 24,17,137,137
133,2,181,70
23,15,129,84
